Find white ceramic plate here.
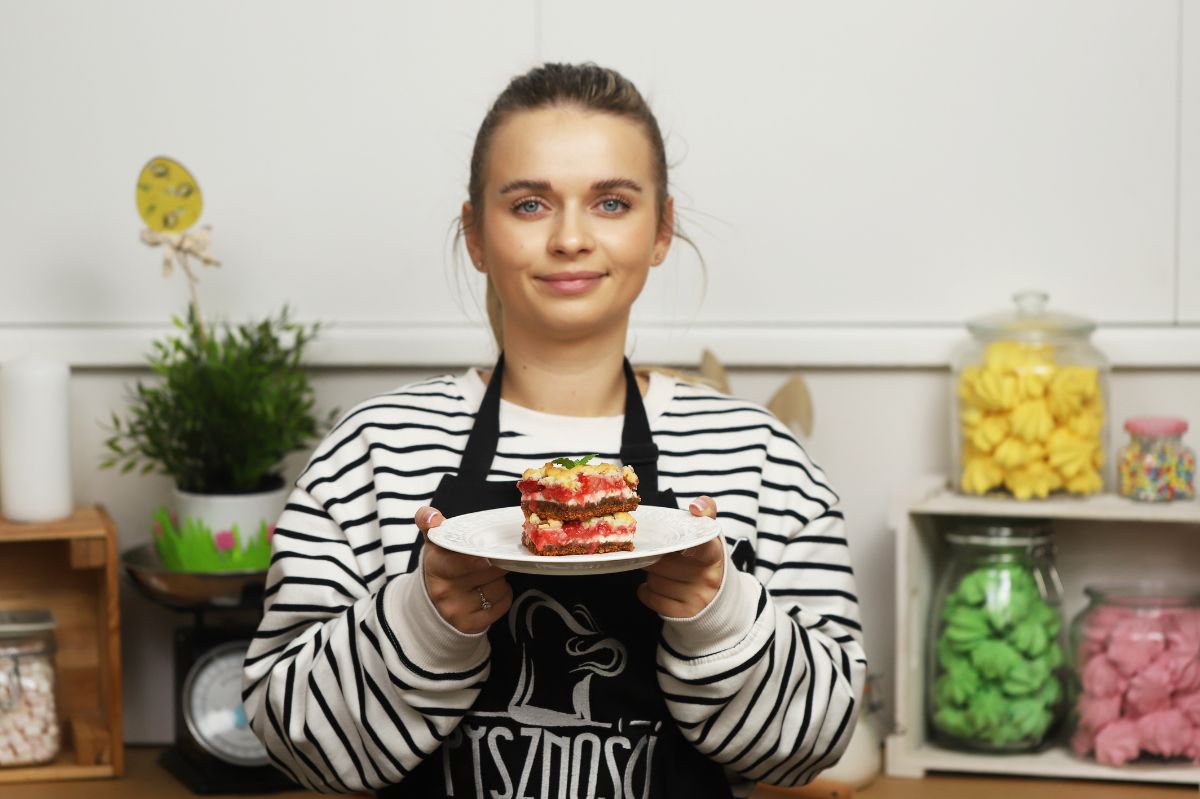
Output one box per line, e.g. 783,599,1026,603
428,505,720,575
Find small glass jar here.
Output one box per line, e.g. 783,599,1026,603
1118,417,1196,502
0,609,60,767
1067,584,1200,766
927,519,1067,751
951,291,1111,499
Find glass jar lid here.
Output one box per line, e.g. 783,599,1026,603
1084,582,1200,608
0,609,55,657
946,517,1051,546
0,608,55,637
1124,416,1188,437
966,290,1096,342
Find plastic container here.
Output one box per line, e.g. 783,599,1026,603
0,609,60,767
927,519,1067,751
1117,417,1196,502
951,290,1110,499
1067,583,1200,766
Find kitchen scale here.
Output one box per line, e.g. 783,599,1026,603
122,543,298,794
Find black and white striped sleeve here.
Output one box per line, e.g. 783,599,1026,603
241,480,490,793
655,417,867,791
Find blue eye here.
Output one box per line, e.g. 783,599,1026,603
599,198,629,213
515,199,543,214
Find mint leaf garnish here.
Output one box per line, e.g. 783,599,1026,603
551,454,597,469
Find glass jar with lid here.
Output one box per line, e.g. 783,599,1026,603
1067,583,1200,766
951,290,1111,499
926,519,1067,751
1117,417,1196,502
0,609,60,767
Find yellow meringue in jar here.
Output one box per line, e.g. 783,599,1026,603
1011,399,1055,444
1004,460,1064,501
957,341,1105,498
962,455,1006,495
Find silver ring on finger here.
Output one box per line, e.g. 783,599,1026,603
477,588,493,611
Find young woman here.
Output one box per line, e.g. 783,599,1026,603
243,63,866,798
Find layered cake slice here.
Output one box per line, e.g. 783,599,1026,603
517,456,640,520
517,455,639,556
521,512,637,556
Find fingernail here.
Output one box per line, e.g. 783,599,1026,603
689,501,704,513
418,508,440,526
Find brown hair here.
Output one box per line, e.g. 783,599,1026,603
456,62,702,350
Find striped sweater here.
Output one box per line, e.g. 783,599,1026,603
242,368,866,797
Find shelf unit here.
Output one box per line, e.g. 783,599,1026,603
885,476,1200,789
0,506,123,784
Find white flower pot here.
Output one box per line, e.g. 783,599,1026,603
171,482,289,551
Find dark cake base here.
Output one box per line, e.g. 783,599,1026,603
521,495,640,521
521,530,635,556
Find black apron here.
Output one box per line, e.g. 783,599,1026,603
380,355,733,798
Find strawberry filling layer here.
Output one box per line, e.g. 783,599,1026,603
522,517,636,551
517,473,635,506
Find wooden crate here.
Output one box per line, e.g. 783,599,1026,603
885,476,1200,789
0,506,123,783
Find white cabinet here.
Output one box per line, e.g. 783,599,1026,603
885,476,1200,788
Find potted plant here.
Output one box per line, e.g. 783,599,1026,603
102,303,339,571
103,156,338,571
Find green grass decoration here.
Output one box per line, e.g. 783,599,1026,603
151,506,273,572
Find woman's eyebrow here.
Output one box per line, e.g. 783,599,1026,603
498,178,552,195
592,177,643,193
497,177,644,195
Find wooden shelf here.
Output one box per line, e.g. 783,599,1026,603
0,506,115,542
907,479,1200,524
885,478,1200,790
0,505,123,784
887,742,1200,786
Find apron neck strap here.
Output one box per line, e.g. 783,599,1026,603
618,359,661,494
458,353,506,481
457,353,661,495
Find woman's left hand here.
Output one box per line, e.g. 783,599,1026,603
638,495,725,618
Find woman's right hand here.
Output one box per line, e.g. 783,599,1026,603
416,506,512,634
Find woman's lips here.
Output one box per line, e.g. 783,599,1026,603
536,271,605,295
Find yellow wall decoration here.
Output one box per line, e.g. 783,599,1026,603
136,156,203,232
134,156,221,342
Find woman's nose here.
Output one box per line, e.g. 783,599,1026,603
548,204,595,257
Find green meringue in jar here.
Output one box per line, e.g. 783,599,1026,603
926,520,1067,751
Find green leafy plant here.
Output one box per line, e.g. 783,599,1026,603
552,454,597,469
101,303,340,494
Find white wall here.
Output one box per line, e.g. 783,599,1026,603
4,0,1200,368
4,0,1200,742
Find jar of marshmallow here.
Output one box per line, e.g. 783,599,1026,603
0,609,60,767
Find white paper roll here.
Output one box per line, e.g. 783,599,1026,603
0,358,74,523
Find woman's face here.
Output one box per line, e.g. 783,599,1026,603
465,106,673,345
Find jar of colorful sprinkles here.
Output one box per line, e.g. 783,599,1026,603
927,519,1067,752
1118,417,1195,502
